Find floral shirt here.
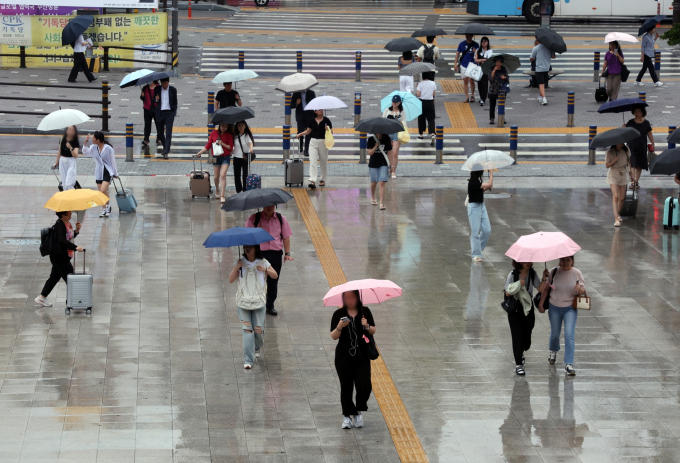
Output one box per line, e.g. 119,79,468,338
65,221,75,258
488,67,509,95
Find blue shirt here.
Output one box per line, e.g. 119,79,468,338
457,40,478,68
641,33,655,58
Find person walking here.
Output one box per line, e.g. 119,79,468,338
232,121,255,194
467,170,493,262
504,261,548,375
196,123,233,203
67,34,96,83
382,95,408,179
215,82,242,108
140,80,161,147
538,256,585,376
625,107,654,190
605,143,630,227
636,26,663,87
245,206,293,316
488,56,508,125
82,131,118,217
367,133,391,210
330,290,376,429
154,77,178,159
454,34,478,102
34,210,84,307
529,38,555,105
474,37,493,107
601,41,625,101
290,88,317,156
53,125,80,190
416,72,436,146
295,109,332,189
398,51,414,93
417,36,440,66
229,244,277,370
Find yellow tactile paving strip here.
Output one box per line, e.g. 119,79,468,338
440,80,464,94
291,189,429,463
444,102,478,129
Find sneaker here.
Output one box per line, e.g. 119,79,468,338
565,364,576,376
548,351,556,365
417,135,424,140
522,355,525,365
156,139,163,145
430,134,435,146
342,417,353,429
654,81,664,87
99,209,108,218
255,350,260,359
515,365,525,376
34,296,52,307
244,363,252,370
353,412,364,428
541,98,548,105
142,140,149,146
634,81,644,87
472,256,482,263
537,96,543,103
479,100,484,106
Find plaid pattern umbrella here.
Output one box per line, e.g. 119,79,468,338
399,62,436,76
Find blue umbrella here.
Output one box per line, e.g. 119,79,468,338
380,91,422,121
119,69,155,88
598,98,648,122
203,227,274,248
135,71,175,87
61,15,93,47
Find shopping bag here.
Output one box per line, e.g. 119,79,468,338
465,63,483,82
325,128,335,149
397,121,410,144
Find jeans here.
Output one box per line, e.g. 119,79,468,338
548,303,578,365
636,54,659,83
237,306,266,365
335,354,372,417
261,250,283,310
467,202,491,259
232,157,248,193
143,108,160,142
157,110,176,155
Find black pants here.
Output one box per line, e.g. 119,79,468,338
143,108,160,142
507,307,535,365
418,99,435,135
636,54,659,83
41,259,74,297
335,354,372,417
261,249,283,310
296,118,311,154
233,157,248,193
157,110,175,155
68,52,95,83
489,94,498,121
478,74,489,103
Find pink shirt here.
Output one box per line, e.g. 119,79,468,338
548,267,585,308
245,212,292,251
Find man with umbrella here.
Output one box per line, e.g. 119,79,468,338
215,82,242,109
636,22,663,87
530,37,556,106
290,88,317,157
154,77,178,159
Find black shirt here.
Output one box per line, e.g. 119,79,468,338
215,89,240,108
308,117,332,139
60,137,80,158
468,177,484,203
330,307,375,359
367,135,391,168
625,118,652,154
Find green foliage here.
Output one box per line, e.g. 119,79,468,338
661,24,680,46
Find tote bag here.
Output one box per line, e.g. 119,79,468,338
397,121,410,144
325,128,335,149
466,63,483,82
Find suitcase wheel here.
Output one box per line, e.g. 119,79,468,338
664,225,669,230
192,195,195,199
86,309,92,314
65,308,70,314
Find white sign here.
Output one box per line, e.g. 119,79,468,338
5,0,159,9
0,15,31,45
134,43,166,68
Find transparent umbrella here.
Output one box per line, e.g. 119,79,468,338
461,150,514,171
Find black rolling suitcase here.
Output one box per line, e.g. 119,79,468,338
595,77,608,103
620,186,638,218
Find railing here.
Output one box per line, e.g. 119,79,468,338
0,46,176,70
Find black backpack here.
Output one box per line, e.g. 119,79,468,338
254,211,283,241
39,224,56,257
422,45,435,64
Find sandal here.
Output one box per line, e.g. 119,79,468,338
489,120,495,125
220,196,225,203
614,221,621,227
391,173,396,180
618,216,623,222
319,181,325,187
379,204,386,210
371,199,378,206
308,182,316,189
469,97,475,103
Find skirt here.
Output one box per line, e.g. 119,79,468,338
629,149,648,170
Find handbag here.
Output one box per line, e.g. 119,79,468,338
398,121,410,144
572,291,591,310
359,308,379,360
466,62,483,82
501,294,519,314
237,133,256,162
501,82,511,94
620,64,630,82
212,140,224,157
324,127,335,149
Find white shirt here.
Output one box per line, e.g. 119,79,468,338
478,49,493,60
239,258,270,286
417,81,436,100
73,34,89,53
81,143,118,181
160,87,171,111
417,44,440,60
232,133,253,159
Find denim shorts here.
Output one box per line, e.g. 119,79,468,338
389,133,399,142
213,155,231,166
369,166,389,183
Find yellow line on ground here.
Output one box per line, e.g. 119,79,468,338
444,102,478,129
440,80,464,94
291,189,429,463
171,127,673,135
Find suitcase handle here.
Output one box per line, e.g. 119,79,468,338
112,177,127,198
72,248,86,274
192,155,203,173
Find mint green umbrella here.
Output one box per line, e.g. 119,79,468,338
380,91,422,122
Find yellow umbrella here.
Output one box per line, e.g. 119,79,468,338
44,189,110,212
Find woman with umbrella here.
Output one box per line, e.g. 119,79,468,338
53,125,81,191
601,41,625,101
382,95,408,179
474,36,493,107
140,80,161,147
296,109,333,189
196,123,233,203
488,56,508,125
467,169,493,262
624,106,655,190
605,142,631,227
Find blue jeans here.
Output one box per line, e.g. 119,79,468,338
467,203,491,259
548,303,578,365
237,306,266,365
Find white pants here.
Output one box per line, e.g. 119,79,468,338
399,75,414,93
308,138,328,184
59,156,77,190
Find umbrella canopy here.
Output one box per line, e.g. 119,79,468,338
597,98,647,114
380,91,422,121
411,28,447,37
44,189,109,211
505,232,581,263
355,117,404,135
37,109,90,131
535,27,567,54
135,71,174,87
604,32,638,44
481,54,521,75
323,279,402,307
61,15,93,47
462,150,514,171
221,188,294,212
119,69,155,88
589,127,640,149
275,73,318,93
211,106,255,125
384,37,424,53
399,62,436,76
649,148,680,176
455,23,495,36
212,69,259,84
639,15,665,36
304,94,347,111
667,128,680,144
203,227,274,248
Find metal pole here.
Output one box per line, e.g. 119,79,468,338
655,51,661,80
355,51,362,82
285,93,292,127
283,125,290,161
101,79,109,132
639,91,646,103
435,125,444,164
126,123,134,162
593,52,600,82
171,0,179,76
297,50,302,73
497,93,506,128
510,125,518,163
239,50,244,69
359,132,367,164
669,126,677,150
188,0,192,18
567,91,575,127
207,91,214,125
19,46,26,68
675,1,680,25
354,92,361,126
588,125,597,165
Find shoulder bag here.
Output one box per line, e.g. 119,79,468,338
501,270,520,314
466,62,483,82
620,64,630,82
237,133,256,162
360,308,379,360
537,268,558,311
373,135,390,165
398,120,410,144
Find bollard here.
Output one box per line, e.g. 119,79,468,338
669,126,676,149
588,125,597,165
103,47,110,71
655,51,661,79
101,79,109,132
510,125,518,163
126,123,134,162
238,51,244,70
354,92,361,126
359,132,367,164
639,91,646,103
435,125,444,164
19,46,26,68
283,125,291,161
567,91,575,127
593,52,600,82
658,0,661,15
207,91,214,125
297,50,302,73
285,93,292,127
188,0,192,18
497,93,506,127
355,51,362,82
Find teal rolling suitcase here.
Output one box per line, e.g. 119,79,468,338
663,195,680,230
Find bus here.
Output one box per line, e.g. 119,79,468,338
466,0,671,23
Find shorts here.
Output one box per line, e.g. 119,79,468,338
96,168,111,185
369,166,389,183
213,155,231,166
535,71,549,85
389,133,399,142
459,65,467,77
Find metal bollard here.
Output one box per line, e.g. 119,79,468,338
285,93,292,127
239,51,244,69
510,125,518,163
297,50,302,73
588,125,597,165
435,126,444,164
655,51,661,79
354,92,361,126
669,126,676,150
359,132,367,164
207,91,214,125
126,123,134,162
639,91,646,103
567,91,575,127
283,125,291,161
497,93,506,127
19,46,26,68
103,47,110,72
101,79,109,132
355,51,362,82
593,52,600,82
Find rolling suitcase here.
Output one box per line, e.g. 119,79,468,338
245,152,261,191
620,186,638,218
52,166,81,191
112,177,137,213
284,146,304,187
66,249,92,314
595,77,608,103
190,155,212,199
663,195,680,230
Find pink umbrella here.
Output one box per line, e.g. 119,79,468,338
323,279,402,306
505,231,581,263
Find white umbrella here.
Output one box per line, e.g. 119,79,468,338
275,73,318,93
119,69,155,88
604,32,638,43
304,93,347,111
37,109,91,131
212,69,259,84
461,150,514,171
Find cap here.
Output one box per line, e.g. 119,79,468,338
392,95,402,103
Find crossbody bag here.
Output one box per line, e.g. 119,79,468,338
237,133,256,162
372,135,390,166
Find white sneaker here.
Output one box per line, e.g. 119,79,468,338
541,98,548,105
654,81,664,87
244,363,252,370
34,296,52,307
255,350,260,359
548,351,557,365
536,96,543,103
99,209,107,217
565,364,576,376
342,417,353,429
472,256,482,263
353,413,364,428
634,81,644,87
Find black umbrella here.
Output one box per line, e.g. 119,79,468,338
649,148,680,176
135,71,175,87
61,15,93,47
355,117,404,135
589,127,640,150
455,23,495,36
384,37,425,53
638,15,665,36
535,27,567,54
221,188,294,212
481,54,521,75
597,97,648,123
667,128,680,144
211,106,255,125
411,28,447,38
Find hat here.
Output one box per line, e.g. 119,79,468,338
392,95,402,103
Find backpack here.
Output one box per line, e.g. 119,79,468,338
254,212,283,241
236,259,268,310
39,224,56,257
422,45,435,64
